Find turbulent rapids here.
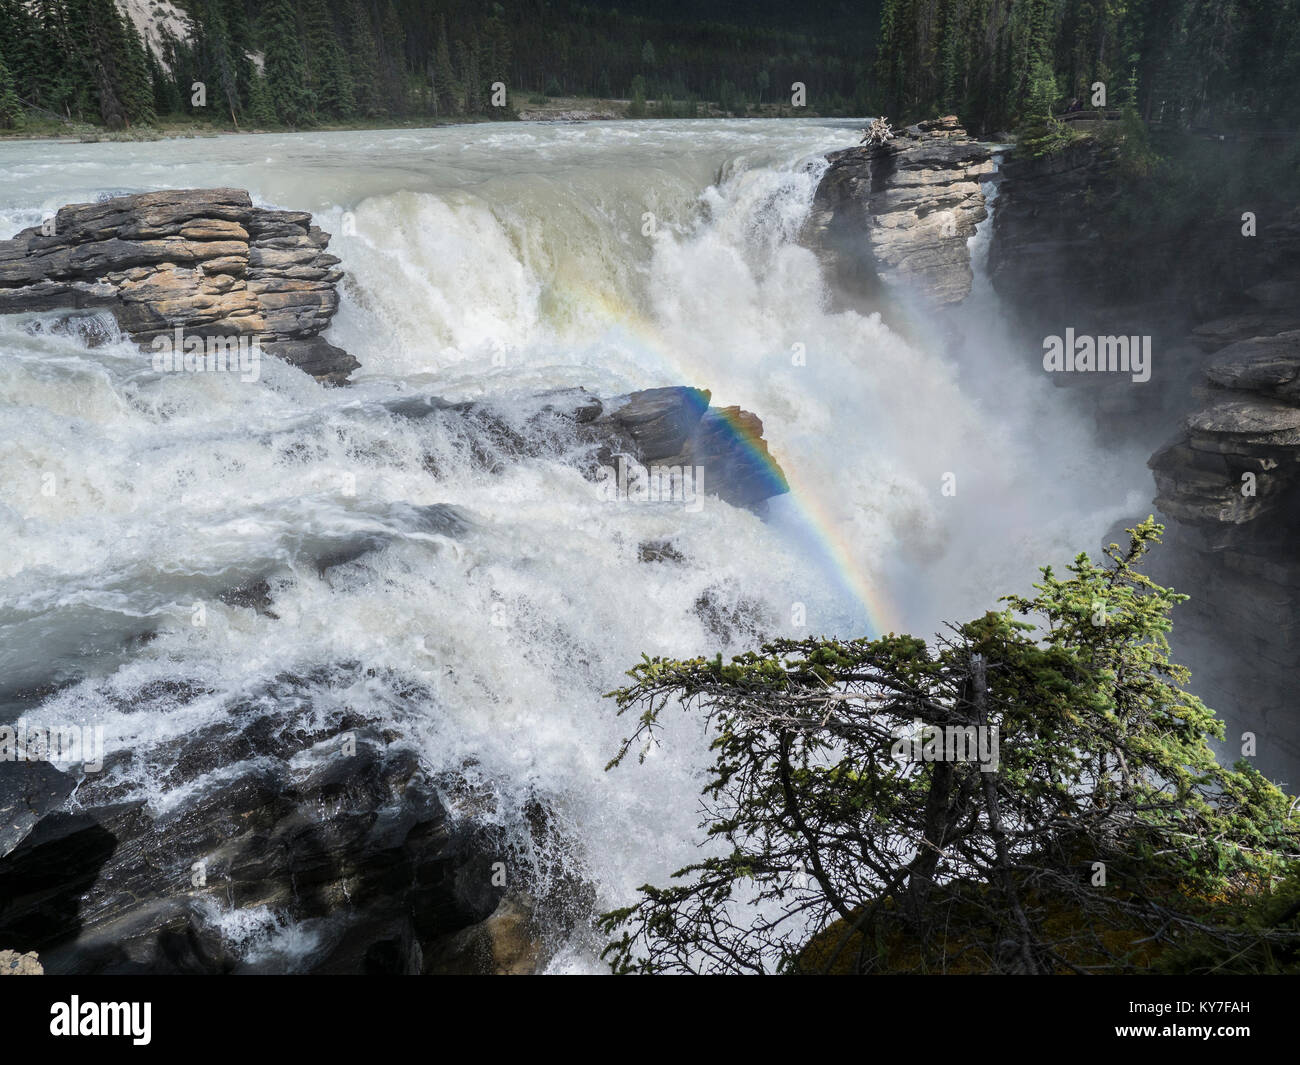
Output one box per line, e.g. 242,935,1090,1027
0,119,1146,972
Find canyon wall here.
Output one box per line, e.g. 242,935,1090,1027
806,116,993,307
990,133,1300,778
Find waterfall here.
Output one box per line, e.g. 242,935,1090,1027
0,120,1149,970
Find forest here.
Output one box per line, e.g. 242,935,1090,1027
0,2,1297,137
0,0,878,130
876,0,1300,134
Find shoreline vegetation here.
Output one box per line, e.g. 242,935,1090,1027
0,0,874,143
0,101,863,143
3,1,1294,147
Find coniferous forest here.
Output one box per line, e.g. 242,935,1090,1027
875,0,1300,135
0,0,880,131
1,1,1296,134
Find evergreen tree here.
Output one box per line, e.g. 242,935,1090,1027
378,1,407,113
0,43,22,128
31,0,76,115
0,0,41,108
62,0,130,128
456,34,481,113
432,14,458,116
193,0,241,125
223,0,254,108
247,68,277,126
115,10,157,126
260,0,312,126
345,0,383,117
147,43,181,117
601,521,1300,974
627,73,646,116
303,0,354,119
481,11,511,109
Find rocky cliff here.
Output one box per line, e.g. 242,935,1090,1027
990,132,1300,777
0,686,575,974
806,116,994,307
0,190,793,973
0,188,359,384
1147,316,1300,776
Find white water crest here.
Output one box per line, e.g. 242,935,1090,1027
0,119,1148,970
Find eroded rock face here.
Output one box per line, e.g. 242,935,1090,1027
0,189,358,385
985,124,1300,777
0,668,578,975
1145,321,1300,777
388,384,791,511
423,893,542,975
807,116,993,306
0,949,43,975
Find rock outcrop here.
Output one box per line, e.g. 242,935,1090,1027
1147,323,1300,777
989,128,1300,777
989,138,1124,325
587,386,790,510
806,116,993,306
0,188,358,384
0,669,582,975
0,949,43,975
389,385,791,511
989,138,1300,429
422,893,542,975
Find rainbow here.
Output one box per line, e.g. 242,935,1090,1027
544,283,900,638
705,403,901,637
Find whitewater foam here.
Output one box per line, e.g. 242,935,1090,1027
0,120,1150,970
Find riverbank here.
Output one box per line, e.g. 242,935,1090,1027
0,97,866,143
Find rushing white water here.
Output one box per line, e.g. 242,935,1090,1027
0,119,1148,970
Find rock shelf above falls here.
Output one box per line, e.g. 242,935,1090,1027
805,115,995,307
0,188,359,384
0,187,789,511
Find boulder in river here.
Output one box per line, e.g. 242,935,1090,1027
806,115,993,306
0,188,358,385
0,669,578,975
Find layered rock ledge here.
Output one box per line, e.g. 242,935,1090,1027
0,188,358,385
0,677,573,974
1145,318,1300,776
387,384,790,512
806,116,993,306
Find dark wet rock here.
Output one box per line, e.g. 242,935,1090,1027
638,539,685,564
585,387,789,510
1204,331,1300,397
988,138,1125,328
1144,316,1300,778
806,116,993,306
0,189,358,385
0,760,77,862
423,893,542,975
694,586,771,646
216,577,277,616
0,667,584,974
391,384,790,510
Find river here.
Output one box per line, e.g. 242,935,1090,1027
0,119,1147,970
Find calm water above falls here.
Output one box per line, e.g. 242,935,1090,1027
0,120,1145,969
